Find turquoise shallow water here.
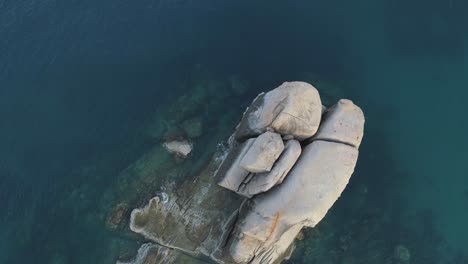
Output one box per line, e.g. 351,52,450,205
1,0,468,263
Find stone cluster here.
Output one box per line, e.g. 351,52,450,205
213,82,364,263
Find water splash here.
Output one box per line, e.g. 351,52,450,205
156,191,169,204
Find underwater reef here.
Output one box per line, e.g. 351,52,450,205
121,81,365,263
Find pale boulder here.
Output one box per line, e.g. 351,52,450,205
239,131,284,173
235,81,322,141
162,140,193,157
313,99,365,148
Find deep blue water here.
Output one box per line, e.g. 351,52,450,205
1,0,468,263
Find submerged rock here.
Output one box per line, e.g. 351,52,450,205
181,117,203,139
394,245,411,264
124,81,365,264
106,203,128,230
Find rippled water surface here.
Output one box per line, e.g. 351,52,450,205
1,0,467,263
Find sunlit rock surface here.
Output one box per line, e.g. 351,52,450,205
234,81,322,141
237,139,301,198
124,81,365,264
312,99,365,148
239,131,284,173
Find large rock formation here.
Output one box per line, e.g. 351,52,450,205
123,81,365,264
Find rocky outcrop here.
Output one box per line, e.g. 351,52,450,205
124,81,365,264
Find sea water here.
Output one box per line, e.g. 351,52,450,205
1,0,467,263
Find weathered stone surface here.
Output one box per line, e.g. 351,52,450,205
235,81,322,141
129,148,245,258
217,138,255,192
238,140,301,198
313,99,365,148
225,140,360,263
162,140,193,157
239,131,284,173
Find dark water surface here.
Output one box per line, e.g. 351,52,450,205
1,0,467,263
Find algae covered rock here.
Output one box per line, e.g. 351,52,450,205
106,203,129,230
123,81,365,264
